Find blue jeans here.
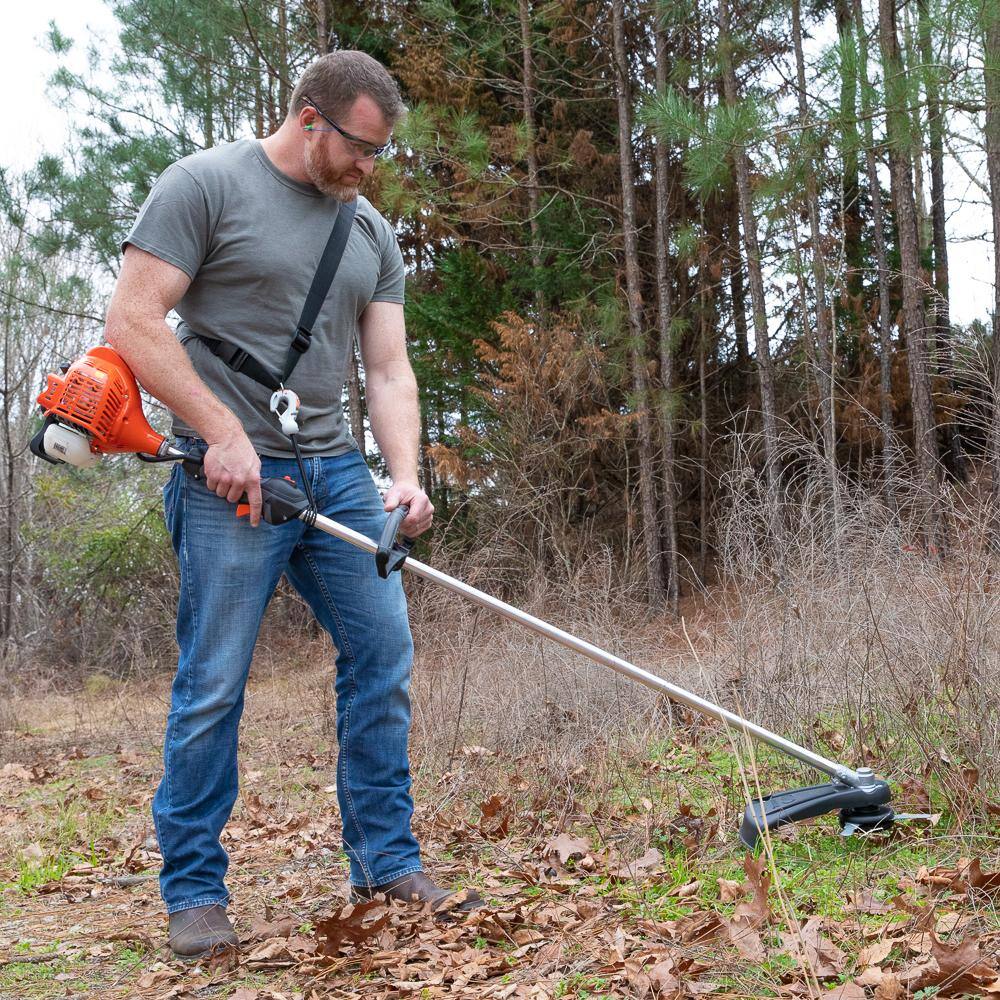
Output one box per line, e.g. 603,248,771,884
154,442,422,914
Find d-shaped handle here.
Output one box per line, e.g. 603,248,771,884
376,504,416,578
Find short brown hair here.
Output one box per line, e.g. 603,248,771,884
290,51,405,126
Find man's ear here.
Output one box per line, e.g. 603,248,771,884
298,106,316,132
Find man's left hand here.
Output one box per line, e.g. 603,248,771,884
383,481,434,537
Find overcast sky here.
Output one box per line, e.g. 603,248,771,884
4,2,120,173
3,0,996,325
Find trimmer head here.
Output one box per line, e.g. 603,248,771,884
740,775,893,848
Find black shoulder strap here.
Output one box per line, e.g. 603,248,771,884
197,198,358,392
279,197,357,384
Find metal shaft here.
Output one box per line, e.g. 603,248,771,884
309,511,861,787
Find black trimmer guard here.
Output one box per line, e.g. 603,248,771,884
740,778,893,848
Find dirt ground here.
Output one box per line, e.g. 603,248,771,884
1,650,999,999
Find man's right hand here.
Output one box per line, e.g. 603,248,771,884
203,430,263,527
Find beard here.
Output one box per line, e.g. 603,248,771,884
303,142,360,202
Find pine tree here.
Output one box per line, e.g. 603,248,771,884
611,0,667,606
981,0,1000,506
878,0,942,539
917,0,968,482
652,0,681,612
719,0,782,541
792,0,839,516
852,0,897,489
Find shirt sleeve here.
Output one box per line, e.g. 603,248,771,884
370,223,406,304
121,164,212,279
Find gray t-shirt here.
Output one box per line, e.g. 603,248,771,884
123,139,405,456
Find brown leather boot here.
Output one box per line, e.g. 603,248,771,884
167,903,239,958
350,871,484,915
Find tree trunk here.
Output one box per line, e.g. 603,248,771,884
203,61,214,148
727,191,751,382
347,351,366,458
834,0,864,326
277,0,289,119
903,6,933,257
611,0,666,606
518,0,547,323
982,0,1000,507
853,0,896,490
253,46,265,138
316,0,331,53
697,216,711,582
878,0,940,534
792,0,839,516
1,271,14,645
653,17,680,613
917,0,968,482
719,0,782,540
419,407,434,501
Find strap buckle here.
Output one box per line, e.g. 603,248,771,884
290,326,312,355
228,347,250,372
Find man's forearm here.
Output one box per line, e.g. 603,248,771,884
365,365,421,484
105,311,242,445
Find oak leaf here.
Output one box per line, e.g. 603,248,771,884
544,833,590,865
824,984,865,1000
314,900,390,956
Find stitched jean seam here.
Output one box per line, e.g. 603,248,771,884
298,546,373,884
167,894,230,915
171,473,201,811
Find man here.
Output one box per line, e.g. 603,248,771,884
105,50,481,959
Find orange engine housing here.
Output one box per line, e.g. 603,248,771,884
37,345,166,456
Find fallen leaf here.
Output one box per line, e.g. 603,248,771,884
825,983,865,1000
724,917,766,961
668,879,702,899
607,848,664,882
246,938,294,963
247,914,298,941
673,910,724,944
934,912,965,935
967,857,1000,894
478,794,513,838
544,833,590,865
856,966,887,987
780,917,846,977
874,972,904,999
927,931,998,992
845,889,891,914
314,901,390,956
733,854,771,927
532,939,561,972
857,939,894,966
20,843,44,862
136,967,179,988
717,878,745,902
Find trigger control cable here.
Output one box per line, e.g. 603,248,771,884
270,387,317,513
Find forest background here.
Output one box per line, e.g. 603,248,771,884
4,1,1000,995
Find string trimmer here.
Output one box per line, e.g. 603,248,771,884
31,345,906,848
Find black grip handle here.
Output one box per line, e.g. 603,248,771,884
179,450,309,526
180,451,205,480
376,503,416,578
